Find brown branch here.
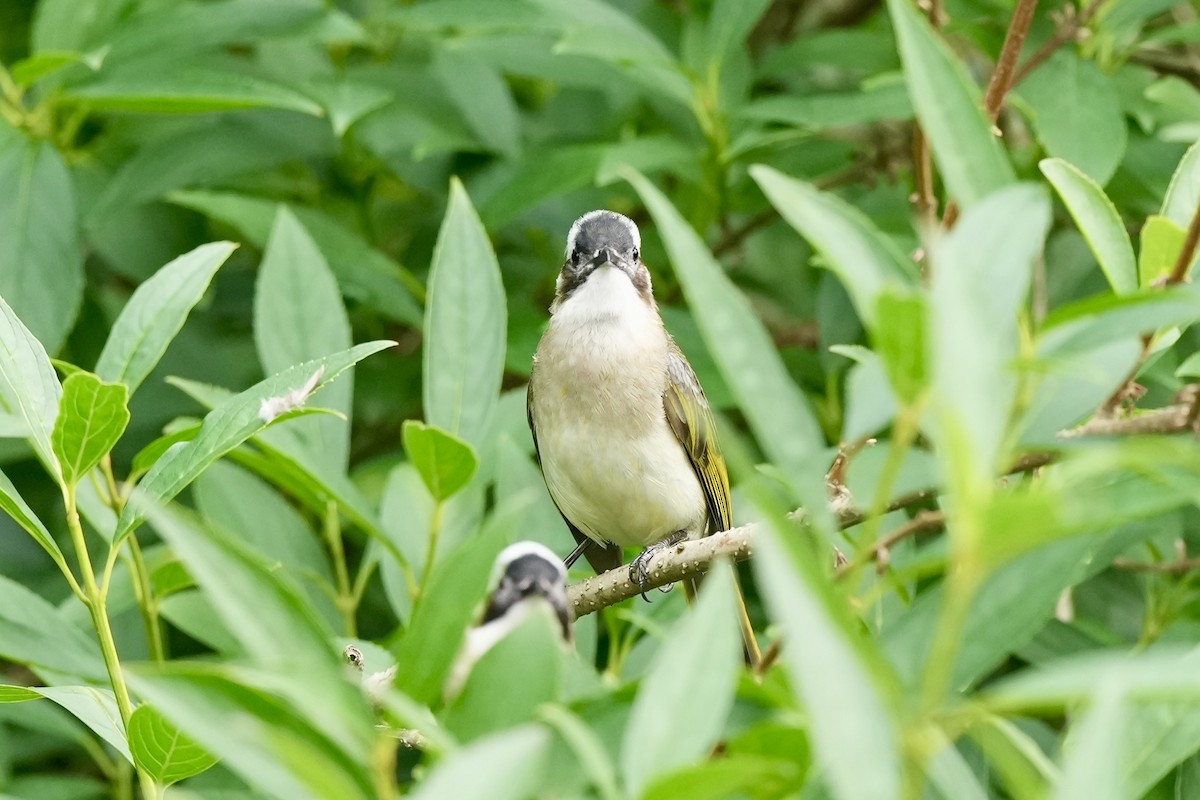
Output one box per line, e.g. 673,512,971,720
1011,0,1105,87
1167,197,1200,286
835,510,947,578
565,404,1198,615
1113,556,1200,574
983,0,1040,121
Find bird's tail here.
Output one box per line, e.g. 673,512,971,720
683,564,761,668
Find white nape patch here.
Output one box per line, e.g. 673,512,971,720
555,265,648,325
496,540,566,579
564,209,641,258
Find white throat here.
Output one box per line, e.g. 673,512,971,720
554,266,649,326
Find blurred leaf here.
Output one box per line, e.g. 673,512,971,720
930,184,1049,479
423,179,507,450
1160,137,1200,230
0,576,105,683
129,664,373,800
0,685,41,702
255,208,353,468
700,0,773,68
621,565,741,797
0,122,84,355
402,420,478,501
35,686,130,764
926,734,990,800
433,47,520,157
95,241,237,393
1138,215,1187,287
304,80,392,138
642,755,801,800
409,724,550,800
751,165,916,330
0,286,63,477
873,290,927,403
170,189,421,324
888,0,1014,206
1038,286,1200,357
627,169,828,522
67,69,325,115
739,80,912,129
115,341,393,541
754,526,902,800
1040,158,1137,294
0,468,68,578
50,372,130,485
8,50,95,85
1055,689,1124,800
1018,52,1126,185
128,704,218,786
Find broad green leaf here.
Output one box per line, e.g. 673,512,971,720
887,0,1014,206
621,565,741,797
627,169,828,524
0,278,64,477
751,164,916,330
926,733,990,800
392,522,508,705
36,686,131,764
1161,139,1200,229
95,241,237,393
141,503,374,760
67,70,325,115
129,664,373,800
433,47,520,157
51,372,130,485
641,755,802,800
1038,286,1200,357
169,189,421,325
402,420,479,501
0,573,105,682
1178,350,1200,378
754,526,901,800
410,726,550,800
128,704,218,786
9,50,94,85
931,184,1049,479
423,178,507,450
115,341,393,541
255,208,353,467
739,81,913,129
1138,215,1187,287
1040,158,1137,294
0,122,83,356
304,80,392,138
1018,52,1126,185
1055,689,1124,800
699,0,774,68
0,685,41,702
0,467,69,577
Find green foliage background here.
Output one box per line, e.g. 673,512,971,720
0,0,1199,798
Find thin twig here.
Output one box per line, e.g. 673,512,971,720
836,510,947,578
1166,198,1200,286
984,0,1040,121
1113,556,1200,574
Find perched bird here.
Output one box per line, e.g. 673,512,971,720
527,209,759,662
445,541,572,698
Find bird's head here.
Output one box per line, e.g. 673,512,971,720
555,210,653,306
481,541,572,642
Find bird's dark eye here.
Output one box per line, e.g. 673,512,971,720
631,247,639,261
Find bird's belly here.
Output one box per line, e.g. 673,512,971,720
539,417,706,549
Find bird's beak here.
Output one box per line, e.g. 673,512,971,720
588,246,635,277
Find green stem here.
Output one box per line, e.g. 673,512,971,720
917,539,983,716
63,483,159,799
416,501,445,602
324,501,357,637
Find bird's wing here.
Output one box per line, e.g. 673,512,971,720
526,382,623,573
663,340,732,532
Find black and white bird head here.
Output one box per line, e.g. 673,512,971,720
481,541,572,643
554,210,653,306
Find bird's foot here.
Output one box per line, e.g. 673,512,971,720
629,531,689,600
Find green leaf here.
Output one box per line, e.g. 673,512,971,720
95,241,237,393
8,50,94,85
873,289,927,403
128,704,218,786
402,420,479,501
1138,215,1187,287
641,755,802,800
169,190,422,326
621,564,741,797
1018,52,1126,185
751,165,916,330
931,184,1050,479
433,48,520,157
1039,158,1137,295
626,169,828,523
0,685,41,702
0,122,83,355
67,69,325,115
739,81,913,129
887,0,1014,207
114,341,394,542
255,208,353,468
699,0,774,68
423,178,507,450
1038,286,1200,357
0,467,69,578
1055,689,1124,800
129,664,374,800
754,525,902,800
409,724,551,800
35,686,131,764
304,80,393,138
1160,135,1200,230
50,372,130,485
0,284,63,477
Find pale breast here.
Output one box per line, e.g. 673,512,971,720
530,270,707,548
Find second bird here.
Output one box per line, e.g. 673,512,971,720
527,209,731,587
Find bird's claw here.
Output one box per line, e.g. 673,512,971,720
628,532,688,601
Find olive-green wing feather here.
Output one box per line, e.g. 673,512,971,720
663,341,732,532
526,382,623,573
